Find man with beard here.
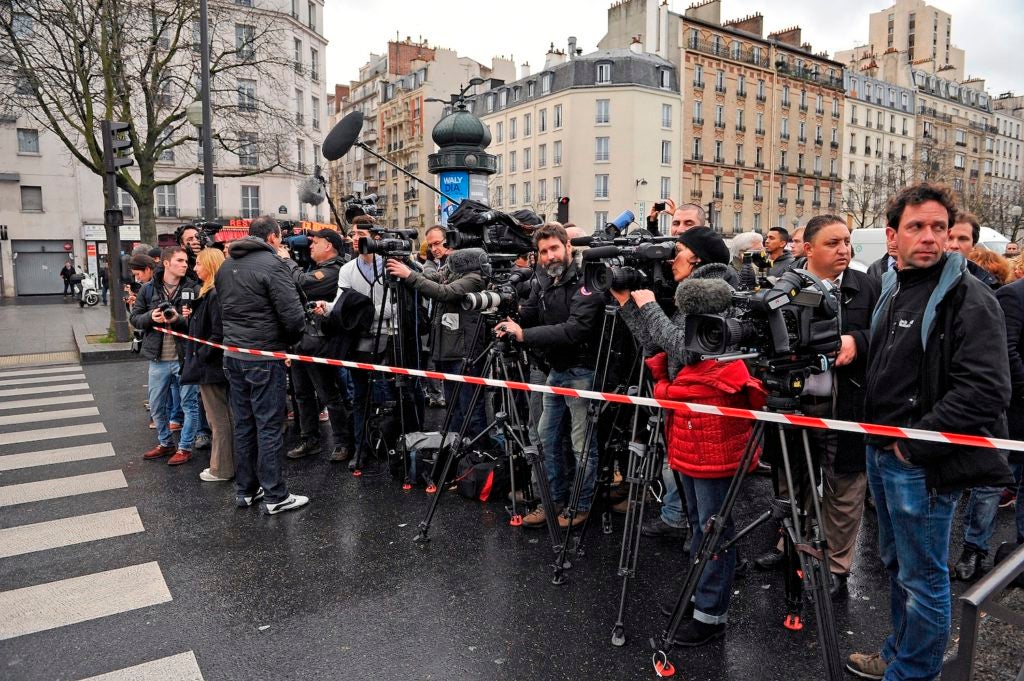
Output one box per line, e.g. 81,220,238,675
496,223,607,528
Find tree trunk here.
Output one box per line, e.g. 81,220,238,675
137,189,157,246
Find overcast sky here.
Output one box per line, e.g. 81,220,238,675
323,0,1022,98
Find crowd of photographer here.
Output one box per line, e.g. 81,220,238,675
119,182,1023,680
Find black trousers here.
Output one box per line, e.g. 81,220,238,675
291,361,353,449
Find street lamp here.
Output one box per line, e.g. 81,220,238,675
188,0,215,222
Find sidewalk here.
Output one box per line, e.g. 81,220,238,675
0,296,113,357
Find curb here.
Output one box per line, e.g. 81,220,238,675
73,323,140,364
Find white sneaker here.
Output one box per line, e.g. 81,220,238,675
260,493,309,515
199,468,231,482
236,488,265,508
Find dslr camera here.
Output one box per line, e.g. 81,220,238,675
359,227,417,258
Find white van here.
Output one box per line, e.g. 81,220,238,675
851,228,887,268
978,227,1010,253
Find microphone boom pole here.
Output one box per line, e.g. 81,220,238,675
353,141,458,204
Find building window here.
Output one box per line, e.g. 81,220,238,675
524,113,532,137
692,137,702,160
237,79,257,112
662,103,672,128
311,96,320,129
527,81,536,97
539,109,547,133
538,144,546,168
596,99,610,124
538,179,547,203
594,211,609,230
523,181,531,204
495,154,502,174
234,24,255,59
296,139,305,171
659,68,671,89
661,140,671,165
694,64,704,87
509,150,516,173
509,184,517,205
241,185,260,218
659,176,671,200
554,176,562,198
16,128,39,154
553,141,562,165
541,73,553,94
495,121,503,143
595,136,609,162
198,183,218,217
523,147,531,170
20,186,43,212
493,185,503,206
309,48,319,81
554,104,563,128
307,1,316,31
293,38,302,69
693,100,703,122
238,131,258,166
156,185,177,217
596,62,611,85
509,117,517,140
715,69,725,91
595,174,609,199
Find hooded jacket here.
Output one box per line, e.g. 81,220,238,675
180,289,226,385
129,268,199,361
646,352,766,478
866,252,1013,492
215,237,305,353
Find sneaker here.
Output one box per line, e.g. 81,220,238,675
143,444,175,460
521,505,550,528
641,517,688,539
329,445,351,463
670,619,726,647
236,488,266,508
167,449,192,466
194,433,212,450
148,420,156,430
845,652,887,680
287,439,320,460
999,489,1017,509
199,468,231,482
558,509,589,528
260,493,309,515
953,546,986,581
428,396,446,408
169,421,182,432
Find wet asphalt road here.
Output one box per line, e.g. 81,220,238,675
1,359,1020,680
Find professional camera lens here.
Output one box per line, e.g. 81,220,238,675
462,291,500,312
585,265,647,293
687,316,758,355
359,238,413,256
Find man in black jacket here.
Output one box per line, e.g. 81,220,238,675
215,217,308,515
754,215,880,598
496,223,607,528
130,247,200,465
283,229,353,462
947,210,999,288
847,184,1013,681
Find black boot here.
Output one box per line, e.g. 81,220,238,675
953,546,986,581
286,439,320,460
754,548,784,571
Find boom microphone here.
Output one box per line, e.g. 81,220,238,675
298,176,325,206
322,111,364,161
675,277,734,315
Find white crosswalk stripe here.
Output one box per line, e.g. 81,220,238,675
0,363,201,678
78,652,204,681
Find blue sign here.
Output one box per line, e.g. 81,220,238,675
438,171,469,227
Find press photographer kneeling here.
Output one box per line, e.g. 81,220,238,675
496,223,606,529
611,228,766,647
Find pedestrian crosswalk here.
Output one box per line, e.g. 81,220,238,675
0,363,204,680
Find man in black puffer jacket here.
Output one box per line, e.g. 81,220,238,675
215,216,308,515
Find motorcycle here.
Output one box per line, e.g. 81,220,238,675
70,272,100,307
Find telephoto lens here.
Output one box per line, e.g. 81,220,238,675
462,290,501,312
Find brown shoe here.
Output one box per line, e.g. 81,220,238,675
169,422,182,432
167,449,192,465
521,505,549,528
558,510,589,528
143,444,175,460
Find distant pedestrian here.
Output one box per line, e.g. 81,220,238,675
60,260,75,296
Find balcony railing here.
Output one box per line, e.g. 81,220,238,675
714,120,726,129
778,197,788,205
781,132,790,140
686,36,771,68
713,191,724,199
736,124,747,132
754,193,764,201
756,93,767,103
692,153,704,161
715,85,727,94
831,141,839,149
799,104,808,113
737,89,747,98
755,127,765,135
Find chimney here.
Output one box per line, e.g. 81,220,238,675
629,35,643,54
568,36,577,60
521,61,531,79
544,43,567,70
723,13,764,38
768,26,802,49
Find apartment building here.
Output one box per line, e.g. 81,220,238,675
990,95,1023,202
0,0,328,296
471,43,680,233
601,0,845,234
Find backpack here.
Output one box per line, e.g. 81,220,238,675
455,451,511,503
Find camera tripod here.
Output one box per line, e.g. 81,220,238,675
413,332,563,558
653,393,842,680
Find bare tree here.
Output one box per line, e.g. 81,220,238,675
0,0,304,243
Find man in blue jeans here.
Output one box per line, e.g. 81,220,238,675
848,183,1013,681
498,223,606,529
216,217,307,515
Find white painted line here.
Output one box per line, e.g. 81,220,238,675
0,406,99,427
0,442,116,471
0,374,86,387
0,422,106,447
0,394,95,411
78,652,204,681
0,507,144,558
0,365,82,379
0,383,91,398
0,562,172,640
0,470,127,507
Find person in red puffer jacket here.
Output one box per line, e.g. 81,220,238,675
613,227,766,647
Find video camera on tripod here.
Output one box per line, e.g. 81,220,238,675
443,199,536,257
358,227,417,258
176,220,222,251
344,194,383,220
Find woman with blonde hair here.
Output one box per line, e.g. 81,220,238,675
180,247,234,481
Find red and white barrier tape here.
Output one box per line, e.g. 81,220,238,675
156,327,1024,452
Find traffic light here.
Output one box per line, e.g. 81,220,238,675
101,120,134,173
556,196,570,224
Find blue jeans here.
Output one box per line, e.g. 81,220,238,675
539,367,599,512
148,360,179,447
680,474,735,624
963,486,1003,552
169,371,183,425
225,357,290,504
660,462,687,528
866,445,959,681
177,383,200,451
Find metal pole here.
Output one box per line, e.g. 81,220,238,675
199,0,215,220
